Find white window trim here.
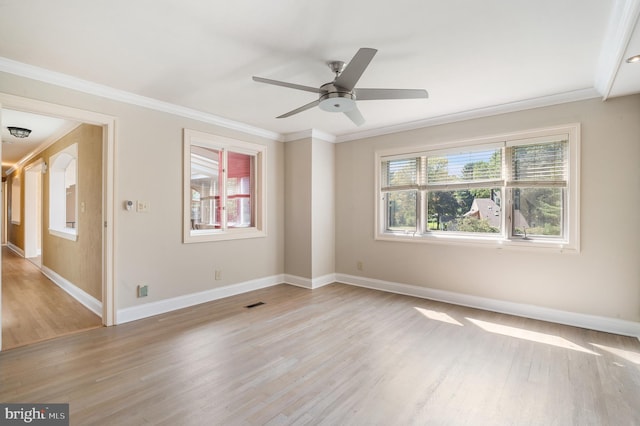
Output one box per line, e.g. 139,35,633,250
375,123,580,253
183,129,266,243
49,143,78,241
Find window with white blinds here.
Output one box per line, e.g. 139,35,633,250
382,157,421,191
427,146,503,189
376,124,580,252
508,140,567,187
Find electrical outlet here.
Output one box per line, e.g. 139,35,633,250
215,270,222,280
137,284,148,297
357,261,363,271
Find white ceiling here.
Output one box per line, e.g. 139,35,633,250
0,1,639,165
1,109,78,173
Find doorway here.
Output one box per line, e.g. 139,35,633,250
24,162,43,267
0,93,116,351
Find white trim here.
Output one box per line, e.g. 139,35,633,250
6,242,24,257
284,129,337,143
594,0,640,99
183,129,267,243
283,274,313,289
41,265,102,317
0,57,282,142
0,57,607,147
283,273,336,289
335,273,640,338
335,88,599,143
48,228,78,241
312,273,336,288
116,274,284,324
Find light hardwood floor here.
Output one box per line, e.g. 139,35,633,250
0,283,639,425
1,246,103,350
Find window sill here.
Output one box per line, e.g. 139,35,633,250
375,232,577,253
184,227,266,244
49,228,78,242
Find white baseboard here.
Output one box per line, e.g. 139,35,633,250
6,242,24,257
41,266,103,317
117,274,284,324
335,273,640,339
284,273,335,289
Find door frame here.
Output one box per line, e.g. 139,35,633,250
0,93,116,351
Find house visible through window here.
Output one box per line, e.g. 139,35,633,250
184,129,265,243
376,124,579,251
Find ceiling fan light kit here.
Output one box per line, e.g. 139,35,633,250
253,48,428,126
318,84,356,113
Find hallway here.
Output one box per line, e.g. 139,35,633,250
1,246,102,350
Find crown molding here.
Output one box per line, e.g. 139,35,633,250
335,87,601,143
594,0,640,99
0,57,605,146
0,57,283,142
283,128,337,143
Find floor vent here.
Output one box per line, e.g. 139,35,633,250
245,302,265,309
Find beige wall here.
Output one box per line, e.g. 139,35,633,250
44,124,103,300
335,95,640,323
284,139,312,278
1,72,285,311
311,138,335,279
2,70,638,326
284,137,335,281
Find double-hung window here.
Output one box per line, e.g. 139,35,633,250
183,129,266,243
376,124,579,251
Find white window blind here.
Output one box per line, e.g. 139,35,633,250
508,140,567,187
426,147,503,190
381,157,421,191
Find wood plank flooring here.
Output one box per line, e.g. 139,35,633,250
1,246,103,350
1,283,639,425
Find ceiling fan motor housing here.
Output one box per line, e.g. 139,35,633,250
319,83,356,112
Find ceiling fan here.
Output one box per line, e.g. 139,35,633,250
252,48,428,126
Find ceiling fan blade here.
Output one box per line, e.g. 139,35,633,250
277,99,321,118
253,76,320,94
354,88,429,100
344,106,365,126
334,48,377,91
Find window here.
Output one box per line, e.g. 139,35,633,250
49,143,78,241
183,129,266,243
376,124,579,251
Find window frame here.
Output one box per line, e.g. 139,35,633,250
183,129,266,243
375,124,580,252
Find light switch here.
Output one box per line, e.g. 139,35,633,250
137,200,150,213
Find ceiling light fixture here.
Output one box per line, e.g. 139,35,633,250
7,126,32,138
626,54,640,63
